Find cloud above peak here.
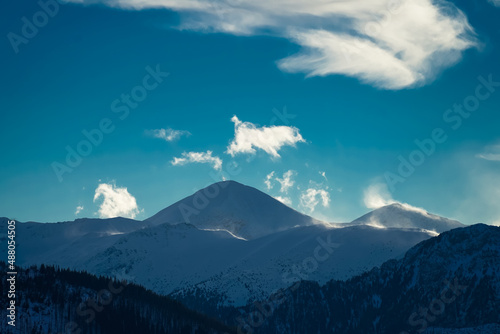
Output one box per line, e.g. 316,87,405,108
171,151,223,170
226,116,305,158
66,0,477,89
75,205,84,215
94,183,141,219
363,182,397,209
363,182,430,215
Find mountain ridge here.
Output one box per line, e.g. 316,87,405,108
348,202,464,233
233,223,500,333
145,180,322,240
0,181,472,309
0,181,466,238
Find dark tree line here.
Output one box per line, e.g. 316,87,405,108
0,261,235,334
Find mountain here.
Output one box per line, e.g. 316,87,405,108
0,262,235,334
145,180,321,240
1,218,437,308
1,216,436,307
0,217,149,269
349,203,464,233
171,224,435,309
0,181,466,309
81,223,247,296
236,224,500,334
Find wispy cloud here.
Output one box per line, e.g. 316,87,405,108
75,205,84,215
488,0,500,7
363,181,429,215
276,170,296,193
264,170,296,192
319,171,327,181
93,183,141,219
146,128,191,142
300,187,330,213
226,116,305,158
66,0,477,89
363,182,397,209
265,171,275,190
476,143,500,161
171,151,223,170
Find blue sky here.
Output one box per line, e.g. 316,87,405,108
1,0,500,225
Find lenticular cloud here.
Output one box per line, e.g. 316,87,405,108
65,0,477,90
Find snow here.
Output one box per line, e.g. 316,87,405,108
145,180,323,240
423,324,500,333
0,181,467,307
348,203,464,233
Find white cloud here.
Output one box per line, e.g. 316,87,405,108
300,188,330,213
226,116,305,158
276,170,296,193
363,182,430,215
75,205,84,215
171,151,223,170
264,170,296,192
93,183,141,219
265,171,275,190
319,171,327,181
476,144,500,161
274,196,292,206
488,0,500,7
363,183,397,209
66,0,477,90
147,128,191,142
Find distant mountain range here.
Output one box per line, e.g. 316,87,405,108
237,223,500,333
0,181,459,307
1,180,497,333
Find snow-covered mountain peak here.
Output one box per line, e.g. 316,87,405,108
350,203,464,233
145,180,321,240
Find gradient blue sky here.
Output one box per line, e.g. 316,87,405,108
1,0,500,225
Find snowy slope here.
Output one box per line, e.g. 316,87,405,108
0,219,437,307
171,224,435,306
245,224,500,334
145,180,321,240
349,203,464,233
80,223,247,293
0,181,467,309
0,217,149,268
7,217,433,306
